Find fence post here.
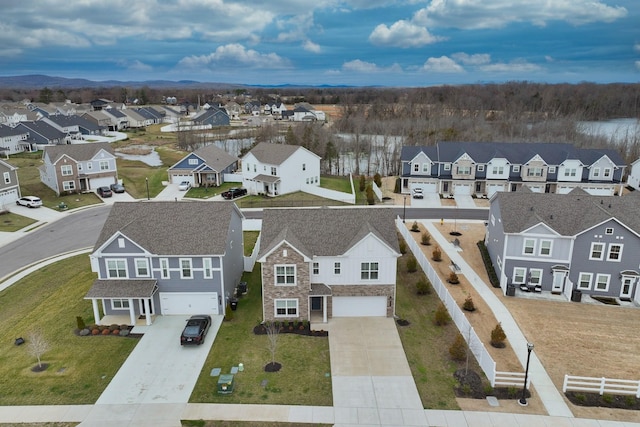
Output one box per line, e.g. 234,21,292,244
600,377,606,395
562,375,568,393
636,381,640,398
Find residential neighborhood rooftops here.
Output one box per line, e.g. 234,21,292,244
43,142,113,162
246,142,318,165
191,144,239,171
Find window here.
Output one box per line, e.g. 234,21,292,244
271,167,276,176
188,158,198,165
63,181,75,191
87,162,92,170
578,272,592,290
457,166,471,175
306,177,309,184
492,166,504,174
422,163,429,173
111,299,130,310
413,163,419,172
603,168,611,178
605,227,613,235
203,258,212,279
529,269,542,285
61,165,73,176
548,166,556,174
135,258,149,277
334,262,341,274
118,238,125,248
99,160,109,171
78,163,83,171
275,299,298,317
564,168,577,177
595,274,610,291
527,167,543,177
180,258,192,278
513,165,520,172
477,165,485,172
592,168,600,178
539,240,552,256
106,259,127,278
442,182,449,192
523,239,535,255
160,258,169,279
443,163,451,171
313,262,319,275
607,244,622,261
475,182,482,192
275,265,296,285
3,172,10,184
513,268,526,284
246,163,250,171
361,262,379,280
590,242,605,260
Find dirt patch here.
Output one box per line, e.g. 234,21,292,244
411,221,640,423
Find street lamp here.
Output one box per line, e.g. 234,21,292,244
403,195,407,223
145,177,149,201
519,342,534,406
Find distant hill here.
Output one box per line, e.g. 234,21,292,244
0,75,354,89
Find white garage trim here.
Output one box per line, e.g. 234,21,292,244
90,176,116,189
170,174,195,185
0,188,19,207
487,184,505,198
160,292,219,315
583,187,614,196
453,184,472,195
332,296,387,317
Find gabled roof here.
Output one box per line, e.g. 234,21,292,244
0,158,17,171
192,144,238,171
93,201,242,255
258,207,400,259
245,142,318,165
0,124,29,138
494,188,640,236
45,114,81,129
44,142,114,163
15,121,67,140
102,108,126,119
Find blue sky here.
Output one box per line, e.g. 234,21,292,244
1,0,638,86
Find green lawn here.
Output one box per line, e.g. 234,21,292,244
185,182,239,199
319,175,353,193
0,255,139,405
235,192,350,208
243,231,260,256
0,211,37,232
189,268,333,406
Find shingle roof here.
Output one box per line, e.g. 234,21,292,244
495,189,640,236
44,142,113,163
16,121,67,140
246,142,303,165
258,207,400,259
193,144,238,172
0,124,28,137
94,201,241,255
85,279,157,299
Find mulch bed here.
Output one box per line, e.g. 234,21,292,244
253,323,328,337
453,369,530,400
566,391,640,410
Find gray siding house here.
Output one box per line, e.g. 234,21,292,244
86,201,245,325
167,144,239,187
486,188,640,303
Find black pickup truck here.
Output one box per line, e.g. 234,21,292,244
221,187,248,199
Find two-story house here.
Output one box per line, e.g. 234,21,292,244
257,207,400,323
168,144,239,187
15,121,69,147
0,158,21,209
40,142,118,195
401,142,626,198
241,142,321,196
0,124,32,155
485,188,640,303
85,201,244,325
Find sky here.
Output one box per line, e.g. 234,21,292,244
1,0,639,87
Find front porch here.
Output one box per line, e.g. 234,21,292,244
84,279,158,326
99,314,157,328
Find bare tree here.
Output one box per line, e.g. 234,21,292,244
27,330,50,370
265,321,280,369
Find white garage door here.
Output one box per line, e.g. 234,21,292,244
413,182,437,193
526,185,543,193
90,176,115,189
171,174,195,185
584,187,614,196
0,188,19,208
487,184,504,198
453,184,472,195
332,296,387,317
160,292,219,315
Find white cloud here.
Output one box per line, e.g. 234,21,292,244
421,56,464,73
369,20,443,48
177,44,291,69
342,59,402,73
420,0,628,29
634,43,640,53
451,53,491,66
479,59,542,73
127,60,153,72
635,61,640,71
303,40,321,53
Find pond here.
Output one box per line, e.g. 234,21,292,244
114,145,163,166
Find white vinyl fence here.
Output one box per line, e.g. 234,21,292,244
397,218,526,388
563,375,640,397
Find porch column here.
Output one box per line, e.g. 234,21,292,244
128,298,136,326
323,296,327,323
144,298,152,325
91,299,101,325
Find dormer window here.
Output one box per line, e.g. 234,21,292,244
443,163,451,171
413,163,420,172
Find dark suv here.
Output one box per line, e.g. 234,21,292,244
97,186,113,198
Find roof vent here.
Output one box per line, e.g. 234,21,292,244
530,206,534,211
550,214,553,220
601,200,604,204
608,204,612,208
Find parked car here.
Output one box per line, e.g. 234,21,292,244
97,186,113,198
180,315,212,346
178,181,191,191
16,196,42,208
110,183,125,193
221,187,247,200
412,187,424,199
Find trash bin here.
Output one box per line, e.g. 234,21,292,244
237,282,247,295
571,289,582,302
506,284,516,297
230,298,238,311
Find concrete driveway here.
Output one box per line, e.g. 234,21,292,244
453,195,476,208
154,184,189,201
9,204,64,222
410,194,441,208
327,317,426,426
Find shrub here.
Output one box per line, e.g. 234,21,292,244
434,302,450,326
398,239,407,254
574,393,586,403
432,247,442,262
463,296,476,311
477,240,500,288
101,329,111,335
225,303,234,321
490,323,507,348
109,324,119,331
449,333,467,361
602,394,613,404
421,232,431,245
484,385,494,395
625,395,636,407
359,175,366,192
448,272,459,284
373,173,382,187
411,221,420,232
394,178,401,194
406,255,417,273
112,329,120,335
76,316,86,330
416,279,431,295
365,184,375,205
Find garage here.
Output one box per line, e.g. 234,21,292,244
584,187,614,196
171,174,195,185
0,188,19,208
412,182,437,193
453,183,472,195
160,292,219,315
487,183,505,198
332,296,387,317
90,176,116,190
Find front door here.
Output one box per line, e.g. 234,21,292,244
620,277,635,299
311,296,322,311
552,271,567,293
